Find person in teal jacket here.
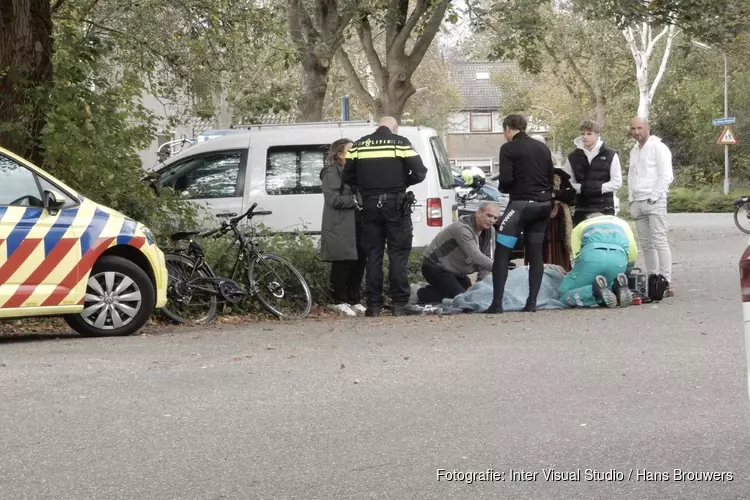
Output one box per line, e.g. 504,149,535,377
559,212,637,308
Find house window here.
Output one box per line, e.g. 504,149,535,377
265,145,327,195
470,112,492,132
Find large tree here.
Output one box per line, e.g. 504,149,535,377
335,0,457,122
0,0,66,162
287,0,358,121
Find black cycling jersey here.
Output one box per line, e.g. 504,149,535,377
497,131,554,202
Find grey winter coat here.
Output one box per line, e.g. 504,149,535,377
319,163,360,262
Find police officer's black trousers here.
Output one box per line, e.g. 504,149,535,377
360,199,413,309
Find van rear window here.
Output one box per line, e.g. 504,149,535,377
429,136,456,190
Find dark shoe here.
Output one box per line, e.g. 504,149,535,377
613,273,634,308
592,275,617,308
365,307,381,317
522,298,537,312
484,301,503,314
391,303,407,316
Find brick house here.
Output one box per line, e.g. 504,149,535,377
445,61,548,175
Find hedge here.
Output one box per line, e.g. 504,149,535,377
616,186,745,216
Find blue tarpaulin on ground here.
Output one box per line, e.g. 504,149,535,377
438,264,571,313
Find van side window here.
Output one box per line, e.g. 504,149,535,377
157,151,244,199
266,145,327,195
0,155,44,207
429,137,456,190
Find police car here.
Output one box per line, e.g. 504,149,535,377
0,147,168,337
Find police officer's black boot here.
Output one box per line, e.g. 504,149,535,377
365,307,381,317
391,303,407,316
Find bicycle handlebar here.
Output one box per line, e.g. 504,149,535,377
196,203,273,239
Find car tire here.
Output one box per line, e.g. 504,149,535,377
64,255,156,337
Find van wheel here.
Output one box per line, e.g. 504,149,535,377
64,255,156,337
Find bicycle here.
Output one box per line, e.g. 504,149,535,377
733,196,750,234
160,203,313,324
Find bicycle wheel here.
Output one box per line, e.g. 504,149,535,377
161,253,219,324
735,201,750,234
247,253,312,319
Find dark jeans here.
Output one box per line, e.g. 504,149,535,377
417,260,471,303
360,198,413,308
573,207,615,226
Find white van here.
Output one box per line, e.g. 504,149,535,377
148,121,458,248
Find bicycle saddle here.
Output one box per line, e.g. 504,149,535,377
170,230,201,241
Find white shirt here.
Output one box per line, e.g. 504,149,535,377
627,135,674,202
561,137,622,194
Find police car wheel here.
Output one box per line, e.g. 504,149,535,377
64,255,156,337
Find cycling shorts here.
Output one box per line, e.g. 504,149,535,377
495,200,552,248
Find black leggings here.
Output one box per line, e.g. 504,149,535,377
490,200,552,310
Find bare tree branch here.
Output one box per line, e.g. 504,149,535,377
356,16,384,86
335,47,376,107
648,25,678,100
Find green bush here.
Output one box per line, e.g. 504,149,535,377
616,185,745,215
667,187,739,213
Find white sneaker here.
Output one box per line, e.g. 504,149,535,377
329,303,356,316
349,304,367,315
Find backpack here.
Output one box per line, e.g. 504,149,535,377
648,274,669,301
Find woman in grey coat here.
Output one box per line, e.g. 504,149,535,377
320,138,367,316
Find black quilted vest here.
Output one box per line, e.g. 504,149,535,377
568,143,616,210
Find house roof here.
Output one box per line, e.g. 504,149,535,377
447,60,524,112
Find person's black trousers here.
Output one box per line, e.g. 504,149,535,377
329,220,366,304
417,260,471,303
360,197,412,309
330,259,366,304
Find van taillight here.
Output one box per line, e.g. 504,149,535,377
427,198,442,227
741,245,750,302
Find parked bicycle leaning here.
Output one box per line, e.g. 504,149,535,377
160,203,313,324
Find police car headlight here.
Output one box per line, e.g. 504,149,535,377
140,226,155,245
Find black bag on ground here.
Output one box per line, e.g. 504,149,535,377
648,274,669,301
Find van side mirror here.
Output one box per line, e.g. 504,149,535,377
43,189,66,215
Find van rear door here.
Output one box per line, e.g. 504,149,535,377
427,134,459,226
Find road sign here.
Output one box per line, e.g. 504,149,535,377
717,125,739,145
713,117,736,126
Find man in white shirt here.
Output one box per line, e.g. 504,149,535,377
627,117,674,293
561,120,623,226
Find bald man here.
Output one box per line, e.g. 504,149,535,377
342,116,427,316
627,117,674,295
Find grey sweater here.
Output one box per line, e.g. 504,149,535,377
423,214,495,279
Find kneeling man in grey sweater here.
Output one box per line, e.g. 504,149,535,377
416,202,499,303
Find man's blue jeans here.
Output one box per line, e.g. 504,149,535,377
559,243,628,307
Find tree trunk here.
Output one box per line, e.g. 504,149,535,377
0,0,54,163
298,54,330,122
370,65,416,122
622,24,678,122
595,99,607,129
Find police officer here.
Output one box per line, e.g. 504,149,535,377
342,116,427,317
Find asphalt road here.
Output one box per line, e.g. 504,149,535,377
1,213,749,500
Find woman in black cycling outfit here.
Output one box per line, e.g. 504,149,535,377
485,114,555,314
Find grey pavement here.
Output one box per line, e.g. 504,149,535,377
1,213,749,500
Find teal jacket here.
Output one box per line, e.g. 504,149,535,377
571,214,638,265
